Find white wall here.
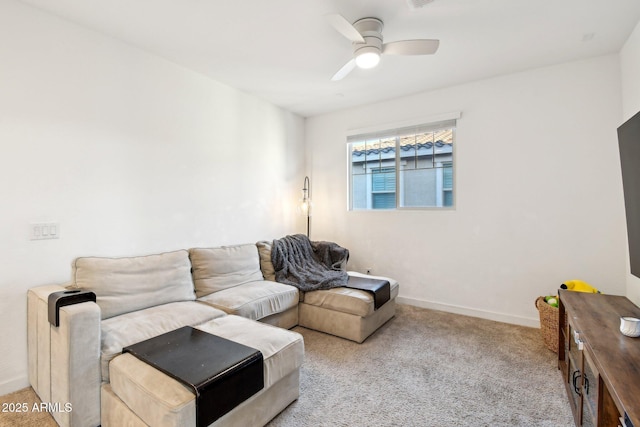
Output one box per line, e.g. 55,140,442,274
0,0,305,395
620,19,640,306
306,55,627,327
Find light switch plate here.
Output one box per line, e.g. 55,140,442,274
30,222,60,240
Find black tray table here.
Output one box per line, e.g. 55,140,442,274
123,326,263,427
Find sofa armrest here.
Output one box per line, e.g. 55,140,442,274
27,285,102,427
28,284,66,398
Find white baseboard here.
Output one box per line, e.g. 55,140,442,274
0,375,29,396
396,296,540,328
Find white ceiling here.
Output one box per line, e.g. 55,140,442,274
17,0,640,117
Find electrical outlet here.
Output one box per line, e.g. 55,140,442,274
30,223,60,240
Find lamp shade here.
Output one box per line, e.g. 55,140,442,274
300,176,311,237
300,196,311,216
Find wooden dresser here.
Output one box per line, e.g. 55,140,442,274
558,290,640,427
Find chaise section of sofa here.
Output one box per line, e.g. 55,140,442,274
103,315,304,427
258,239,399,343
299,271,399,343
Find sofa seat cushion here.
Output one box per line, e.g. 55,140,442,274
70,250,196,319
302,272,399,318
196,281,299,321
108,315,304,427
194,315,304,389
189,244,264,298
101,301,226,381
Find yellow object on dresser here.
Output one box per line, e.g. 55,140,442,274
560,279,599,293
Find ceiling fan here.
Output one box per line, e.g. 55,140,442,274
326,14,440,81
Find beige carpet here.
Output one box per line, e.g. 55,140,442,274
268,304,573,427
0,304,573,426
0,386,57,427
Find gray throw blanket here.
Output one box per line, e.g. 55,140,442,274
271,234,349,291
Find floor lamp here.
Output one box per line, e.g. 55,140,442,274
300,176,311,237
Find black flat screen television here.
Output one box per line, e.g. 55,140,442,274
618,110,640,278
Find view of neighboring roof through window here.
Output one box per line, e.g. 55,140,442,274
348,118,456,210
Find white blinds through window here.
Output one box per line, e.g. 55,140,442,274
347,119,457,144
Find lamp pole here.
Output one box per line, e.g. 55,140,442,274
302,176,311,237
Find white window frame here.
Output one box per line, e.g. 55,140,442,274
347,112,460,211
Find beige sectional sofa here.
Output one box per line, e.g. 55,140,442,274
27,241,398,427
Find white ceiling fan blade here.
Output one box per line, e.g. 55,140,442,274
325,14,365,43
383,39,440,55
331,59,356,81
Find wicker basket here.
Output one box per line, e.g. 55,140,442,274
535,296,559,353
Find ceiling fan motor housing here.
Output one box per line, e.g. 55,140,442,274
352,17,384,59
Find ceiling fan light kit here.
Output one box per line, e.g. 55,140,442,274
327,14,440,81
355,49,381,69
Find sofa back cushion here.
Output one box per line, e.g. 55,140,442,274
189,244,263,297
256,240,276,282
70,250,195,319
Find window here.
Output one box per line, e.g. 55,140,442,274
348,118,456,210
372,167,396,208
